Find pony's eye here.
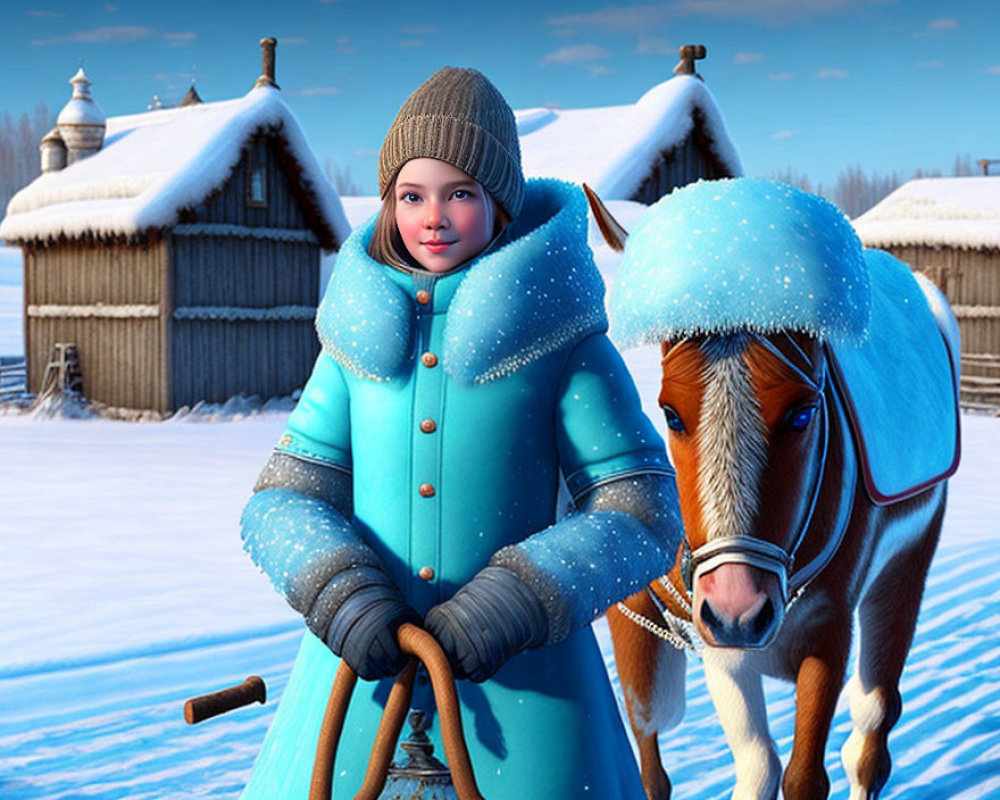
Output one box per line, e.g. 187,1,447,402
663,405,686,434
784,404,817,433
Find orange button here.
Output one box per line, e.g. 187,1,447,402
416,289,431,305
421,352,438,368
418,566,435,581
420,418,437,433
419,483,436,498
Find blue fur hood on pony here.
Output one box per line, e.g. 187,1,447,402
609,178,871,348
316,178,608,383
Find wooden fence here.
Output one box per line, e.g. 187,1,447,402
960,352,1000,413
0,356,27,399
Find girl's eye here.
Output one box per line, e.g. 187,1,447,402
401,192,421,203
784,404,817,433
452,189,472,200
662,406,685,434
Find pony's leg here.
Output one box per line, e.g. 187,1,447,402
607,593,687,800
702,648,781,800
781,615,851,800
841,492,944,800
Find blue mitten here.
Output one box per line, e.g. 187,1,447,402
424,566,548,683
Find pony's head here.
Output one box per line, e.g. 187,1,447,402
589,178,869,648
658,330,828,647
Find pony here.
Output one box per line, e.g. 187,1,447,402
587,179,961,800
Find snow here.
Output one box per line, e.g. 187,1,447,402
852,176,1000,250
3,197,1000,800
516,74,743,200
609,178,869,348
0,87,350,249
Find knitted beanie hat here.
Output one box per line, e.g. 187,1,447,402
378,67,525,219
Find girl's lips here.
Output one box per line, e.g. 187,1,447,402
422,241,454,254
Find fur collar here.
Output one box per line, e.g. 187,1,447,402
316,179,608,383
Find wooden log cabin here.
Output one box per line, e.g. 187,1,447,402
517,45,742,203
0,39,349,414
853,176,1000,409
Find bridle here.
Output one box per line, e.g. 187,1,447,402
618,331,855,650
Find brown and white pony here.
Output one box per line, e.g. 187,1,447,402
587,187,955,800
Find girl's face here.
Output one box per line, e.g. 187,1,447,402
394,158,496,273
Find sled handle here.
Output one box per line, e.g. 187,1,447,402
183,675,266,724
308,622,484,800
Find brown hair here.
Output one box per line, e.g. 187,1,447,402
367,175,511,270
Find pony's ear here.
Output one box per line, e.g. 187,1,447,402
583,183,629,253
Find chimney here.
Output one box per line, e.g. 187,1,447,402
674,45,707,81
40,127,67,173
253,38,279,90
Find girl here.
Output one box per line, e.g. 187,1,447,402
240,66,682,798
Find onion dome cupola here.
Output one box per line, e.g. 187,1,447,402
57,67,107,164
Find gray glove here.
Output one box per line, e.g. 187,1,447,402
424,566,548,683
321,566,421,681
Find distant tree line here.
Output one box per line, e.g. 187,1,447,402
0,104,55,218
770,154,978,219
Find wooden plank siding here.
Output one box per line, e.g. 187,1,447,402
630,111,732,205
24,241,169,411
885,244,1000,380
167,133,321,408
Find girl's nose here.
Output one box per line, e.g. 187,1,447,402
423,200,447,228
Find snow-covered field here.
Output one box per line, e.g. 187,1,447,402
2,232,1000,798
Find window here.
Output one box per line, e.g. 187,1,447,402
246,137,268,208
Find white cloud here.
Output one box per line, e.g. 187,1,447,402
289,87,341,97
768,72,796,81
541,43,613,66
818,68,848,79
734,51,764,65
987,66,1000,75
27,9,65,16
927,18,958,31
546,5,671,32
398,39,423,48
919,60,943,68
399,26,436,35
638,37,674,55
546,1,883,34
770,130,795,139
31,25,196,46
355,148,379,157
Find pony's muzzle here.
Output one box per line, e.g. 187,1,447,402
691,537,791,649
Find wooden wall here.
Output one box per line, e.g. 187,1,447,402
23,241,169,411
168,134,321,409
886,244,1000,378
631,110,732,205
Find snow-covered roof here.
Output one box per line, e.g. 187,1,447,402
516,74,742,201
0,87,350,250
852,177,1000,251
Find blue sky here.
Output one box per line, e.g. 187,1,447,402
3,0,997,195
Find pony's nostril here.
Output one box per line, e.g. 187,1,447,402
701,600,722,633
751,598,775,639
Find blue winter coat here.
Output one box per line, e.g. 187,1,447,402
240,180,675,799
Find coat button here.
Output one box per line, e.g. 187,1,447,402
418,566,435,581
416,289,431,305
421,352,438,368
420,418,437,433
419,483,436,497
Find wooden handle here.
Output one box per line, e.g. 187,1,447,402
184,675,266,724
309,623,484,800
